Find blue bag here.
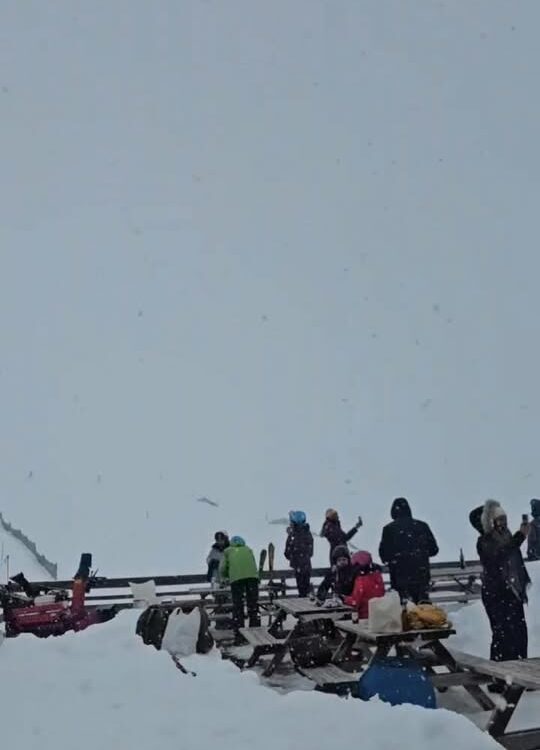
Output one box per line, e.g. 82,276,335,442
357,656,436,708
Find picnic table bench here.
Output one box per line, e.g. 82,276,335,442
240,599,353,677
445,648,540,750
239,627,294,677
297,663,360,693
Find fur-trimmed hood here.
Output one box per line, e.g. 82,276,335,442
480,499,507,534
469,506,484,534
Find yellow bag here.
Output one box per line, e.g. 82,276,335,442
403,604,451,631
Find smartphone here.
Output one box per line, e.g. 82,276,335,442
522,513,529,524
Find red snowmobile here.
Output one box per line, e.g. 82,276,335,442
0,554,117,638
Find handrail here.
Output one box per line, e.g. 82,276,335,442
28,559,484,591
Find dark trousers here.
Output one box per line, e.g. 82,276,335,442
230,578,260,631
391,575,429,604
482,588,528,661
294,567,311,597
389,564,430,605
397,583,429,605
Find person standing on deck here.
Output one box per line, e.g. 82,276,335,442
320,509,362,563
284,511,314,597
378,497,438,604
470,500,530,676
219,536,260,635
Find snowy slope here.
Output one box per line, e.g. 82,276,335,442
0,610,499,750
1,1,540,576
0,524,52,584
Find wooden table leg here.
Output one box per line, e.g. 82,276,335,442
374,644,391,660
262,644,288,677
488,685,524,739
332,632,357,664
425,640,496,712
268,609,286,637
246,646,263,669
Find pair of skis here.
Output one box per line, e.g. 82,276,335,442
258,542,274,581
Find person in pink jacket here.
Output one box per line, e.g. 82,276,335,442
343,550,385,619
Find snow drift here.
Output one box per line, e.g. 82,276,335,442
0,610,499,750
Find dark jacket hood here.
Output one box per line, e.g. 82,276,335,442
469,506,484,534
331,544,351,564
391,497,412,520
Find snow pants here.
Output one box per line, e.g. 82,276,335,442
482,587,528,661
230,578,260,631
293,566,311,597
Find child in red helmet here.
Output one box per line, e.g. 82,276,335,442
343,550,385,619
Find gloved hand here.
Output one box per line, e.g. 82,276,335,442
356,516,363,528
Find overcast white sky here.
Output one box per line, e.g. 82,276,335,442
1,1,539,575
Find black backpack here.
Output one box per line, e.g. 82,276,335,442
136,605,170,650
196,606,214,654
288,618,336,668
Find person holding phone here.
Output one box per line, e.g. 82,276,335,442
470,500,530,682
320,509,362,563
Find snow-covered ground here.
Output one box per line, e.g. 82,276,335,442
2,1,540,577
0,610,500,750
0,569,537,748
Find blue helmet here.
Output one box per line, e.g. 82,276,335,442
289,510,306,525
230,535,246,546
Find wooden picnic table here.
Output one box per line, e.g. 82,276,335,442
268,597,353,635
333,620,456,664
332,622,498,713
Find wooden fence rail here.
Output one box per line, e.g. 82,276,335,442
16,559,488,613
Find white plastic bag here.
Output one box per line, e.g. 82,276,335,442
368,590,403,633
161,607,201,657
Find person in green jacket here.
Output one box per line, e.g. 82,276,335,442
219,536,260,631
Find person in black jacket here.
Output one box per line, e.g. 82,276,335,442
470,500,530,669
206,531,229,583
378,497,439,604
285,511,314,597
320,509,362,563
316,544,357,602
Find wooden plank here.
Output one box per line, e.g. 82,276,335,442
239,627,279,647
277,598,352,617
430,672,490,689
209,628,235,643
299,664,360,685
448,649,540,691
